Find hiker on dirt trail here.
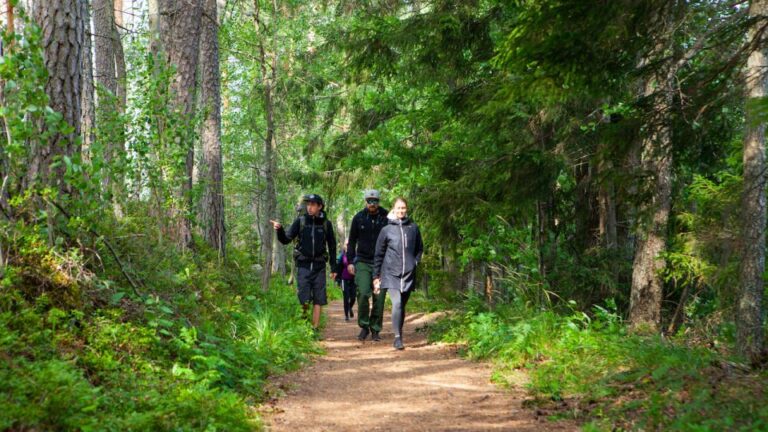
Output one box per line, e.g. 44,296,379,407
336,241,357,321
346,189,389,341
373,197,424,350
271,194,337,335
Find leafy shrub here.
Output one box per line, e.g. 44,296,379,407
0,234,320,431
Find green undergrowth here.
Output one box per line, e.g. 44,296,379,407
0,222,322,431
427,293,768,431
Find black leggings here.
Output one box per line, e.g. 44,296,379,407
341,279,356,317
388,289,411,338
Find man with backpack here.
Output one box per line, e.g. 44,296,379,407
271,194,337,334
346,189,389,341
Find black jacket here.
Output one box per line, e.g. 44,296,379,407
347,206,389,265
373,216,424,293
277,211,336,266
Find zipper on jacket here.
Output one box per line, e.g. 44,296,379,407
311,215,316,271
399,221,406,292
369,212,376,246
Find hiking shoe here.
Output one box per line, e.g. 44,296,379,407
349,310,354,318
345,316,350,322
372,331,381,341
357,328,369,341
393,336,404,350
312,328,323,341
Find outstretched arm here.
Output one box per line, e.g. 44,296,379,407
274,218,300,245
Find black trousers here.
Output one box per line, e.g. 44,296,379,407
389,289,412,338
341,279,356,317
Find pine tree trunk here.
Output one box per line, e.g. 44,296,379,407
112,29,125,107
484,263,495,306
113,1,126,112
260,116,276,291
737,0,768,364
29,0,85,195
598,140,618,294
254,0,278,291
94,0,126,217
113,0,123,27
111,7,126,217
0,1,14,219
536,194,556,281
199,0,226,257
93,0,116,105
93,0,116,174
629,48,674,332
598,165,618,250
159,0,202,249
80,0,95,158
574,162,600,252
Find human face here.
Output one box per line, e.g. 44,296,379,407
393,200,407,219
306,201,321,216
366,198,380,214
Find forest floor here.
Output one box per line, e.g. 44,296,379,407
260,299,578,431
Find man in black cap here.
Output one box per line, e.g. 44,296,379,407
346,189,389,341
271,194,336,334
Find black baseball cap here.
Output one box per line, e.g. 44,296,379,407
304,193,324,205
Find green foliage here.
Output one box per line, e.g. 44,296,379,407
429,295,768,430
0,15,49,193
1,0,764,429
0,219,320,431
0,358,101,431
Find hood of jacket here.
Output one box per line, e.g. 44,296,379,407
387,211,412,225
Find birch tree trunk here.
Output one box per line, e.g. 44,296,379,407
737,0,768,364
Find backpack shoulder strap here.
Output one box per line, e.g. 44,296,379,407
295,215,307,245
320,218,330,247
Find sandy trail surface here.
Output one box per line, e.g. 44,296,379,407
262,299,576,431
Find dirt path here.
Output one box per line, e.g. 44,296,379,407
261,300,576,431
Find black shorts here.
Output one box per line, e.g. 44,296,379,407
296,264,327,305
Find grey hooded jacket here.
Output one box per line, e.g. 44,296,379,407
373,214,424,293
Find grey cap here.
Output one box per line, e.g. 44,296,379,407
364,189,381,200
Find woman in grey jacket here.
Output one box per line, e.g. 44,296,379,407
373,197,424,350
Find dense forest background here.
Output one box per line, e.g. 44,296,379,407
1,0,768,430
